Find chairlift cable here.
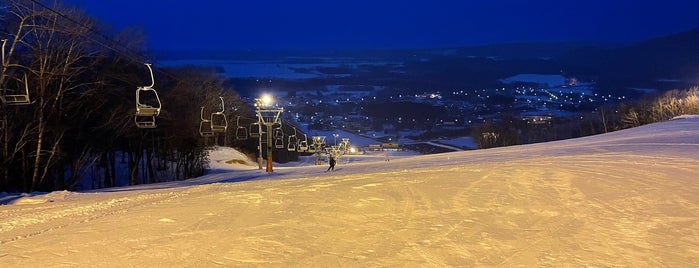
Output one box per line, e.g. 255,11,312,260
25,0,149,65
24,0,181,81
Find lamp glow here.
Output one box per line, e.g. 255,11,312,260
260,94,273,106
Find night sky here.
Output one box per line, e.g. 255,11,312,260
64,0,699,51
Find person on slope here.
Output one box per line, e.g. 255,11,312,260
326,155,336,172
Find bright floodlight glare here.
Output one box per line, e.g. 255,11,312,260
261,94,273,106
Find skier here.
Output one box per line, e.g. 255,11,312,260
326,155,336,172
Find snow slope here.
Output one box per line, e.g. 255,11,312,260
1,116,698,267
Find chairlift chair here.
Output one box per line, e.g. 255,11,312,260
0,74,31,105
210,97,227,133
199,121,215,137
274,136,285,149
134,115,157,128
287,137,297,151
1,40,31,105
273,127,284,138
235,127,248,140
298,134,309,151
273,127,284,148
210,113,227,133
135,63,162,128
287,128,298,151
199,107,214,137
234,116,248,140
249,122,262,138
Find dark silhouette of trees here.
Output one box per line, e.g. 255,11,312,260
471,115,520,149
0,0,252,192
470,87,699,149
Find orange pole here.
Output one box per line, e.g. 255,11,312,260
265,123,274,172
266,156,273,172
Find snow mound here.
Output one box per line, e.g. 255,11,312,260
206,146,257,171
672,114,699,120
1,190,74,205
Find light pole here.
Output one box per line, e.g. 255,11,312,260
333,133,339,146
254,94,283,172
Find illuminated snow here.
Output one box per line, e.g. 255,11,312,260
1,116,698,266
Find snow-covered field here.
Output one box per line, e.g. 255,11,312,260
1,116,698,267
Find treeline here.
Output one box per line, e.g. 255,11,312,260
472,87,699,149
0,0,253,192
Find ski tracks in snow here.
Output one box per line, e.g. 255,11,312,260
0,189,191,245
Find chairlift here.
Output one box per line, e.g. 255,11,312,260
0,74,31,105
1,40,31,105
287,137,297,151
249,122,262,138
210,113,227,132
287,127,298,152
298,134,309,151
210,96,227,133
135,63,162,128
274,136,284,149
234,116,247,140
199,107,214,137
199,121,214,137
273,127,284,138
273,127,284,148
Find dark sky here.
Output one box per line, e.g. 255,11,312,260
65,0,699,51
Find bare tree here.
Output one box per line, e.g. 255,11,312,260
16,2,102,191
1,0,128,191
0,0,251,192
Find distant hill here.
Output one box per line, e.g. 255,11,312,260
560,27,699,91
449,42,618,60
157,27,699,94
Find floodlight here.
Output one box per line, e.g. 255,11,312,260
260,94,273,106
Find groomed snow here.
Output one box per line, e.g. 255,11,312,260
1,116,698,267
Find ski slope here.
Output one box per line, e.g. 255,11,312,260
1,116,698,267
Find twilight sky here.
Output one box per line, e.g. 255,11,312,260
64,0,699,51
